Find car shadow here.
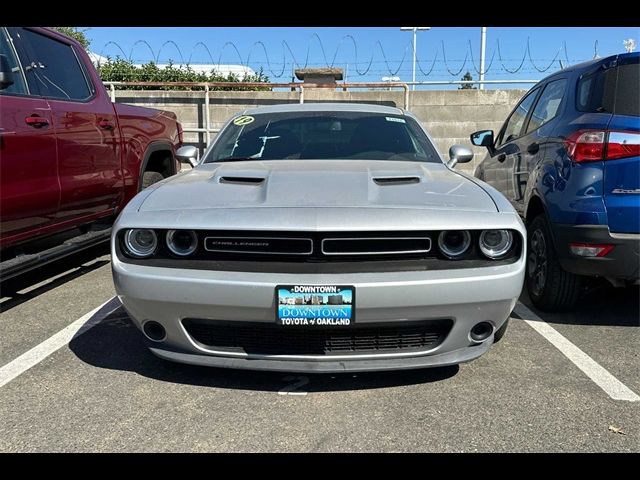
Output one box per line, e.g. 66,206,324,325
0,244,110,313
69,307,459,393
518,280,639,327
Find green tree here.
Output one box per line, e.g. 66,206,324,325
52,27,91,49
97,58,270,91
458,71,477,90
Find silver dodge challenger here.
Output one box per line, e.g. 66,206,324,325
111,103,526,372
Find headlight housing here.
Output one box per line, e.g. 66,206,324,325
479,229,513,259
438,230,471,259
166,229,198,256
124,229,157,258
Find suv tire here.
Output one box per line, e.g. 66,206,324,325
526,214,582,311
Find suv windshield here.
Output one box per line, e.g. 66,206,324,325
203,111,441,163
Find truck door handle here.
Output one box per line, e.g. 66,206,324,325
527,142,540,154
25,115,50,128
98,119,115,130
497,153,506,163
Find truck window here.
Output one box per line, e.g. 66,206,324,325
18,28,92,101
0,28,28,95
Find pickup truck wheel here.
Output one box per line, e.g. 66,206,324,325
142,171,164,189
526,214,582,312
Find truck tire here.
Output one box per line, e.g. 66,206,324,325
142,171,164,189
526,214,582,312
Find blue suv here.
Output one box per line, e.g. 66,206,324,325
472,52,639,311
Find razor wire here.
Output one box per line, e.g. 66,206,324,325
97,35,603,79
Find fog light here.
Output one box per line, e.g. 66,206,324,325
470,322,493,342
569,242,614,257
124,229,157,258
142,321,166,342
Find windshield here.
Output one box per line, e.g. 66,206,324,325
203,111,441,163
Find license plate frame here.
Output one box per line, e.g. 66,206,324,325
275,285,355,327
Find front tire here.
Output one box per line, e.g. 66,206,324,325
141,171,164,189
526,214,582,311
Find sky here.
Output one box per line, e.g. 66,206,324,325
84,27,639,88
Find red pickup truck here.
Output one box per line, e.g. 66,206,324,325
0,27,189,279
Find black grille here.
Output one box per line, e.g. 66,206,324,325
182,319,452,356
204,236,312,255
321,237,431,255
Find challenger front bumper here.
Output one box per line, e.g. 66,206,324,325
112,253,525,372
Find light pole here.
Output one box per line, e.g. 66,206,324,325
479,27,487,90
400,27,430,90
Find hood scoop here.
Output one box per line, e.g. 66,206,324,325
373,176,421,186
219,176,266,185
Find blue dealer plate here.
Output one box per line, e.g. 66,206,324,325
276,285,355,326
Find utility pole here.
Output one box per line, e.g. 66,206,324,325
401,27,430,91
479,27,487,90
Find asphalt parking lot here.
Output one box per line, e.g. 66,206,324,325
1,246,638,452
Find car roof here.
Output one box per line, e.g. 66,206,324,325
240,102,405,116
542,52,638,81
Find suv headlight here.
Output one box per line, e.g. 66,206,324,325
124,229,158,258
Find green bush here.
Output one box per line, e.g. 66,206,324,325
97,58,270,91
52,27,90,49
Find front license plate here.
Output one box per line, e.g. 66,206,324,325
276,285,355,326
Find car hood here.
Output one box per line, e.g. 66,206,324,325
139,160,497,213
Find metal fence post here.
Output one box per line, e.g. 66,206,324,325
205,84,211,146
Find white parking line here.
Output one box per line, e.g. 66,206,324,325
0,296,120,389
514,302,640,402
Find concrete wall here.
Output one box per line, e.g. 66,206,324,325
114,88,529,174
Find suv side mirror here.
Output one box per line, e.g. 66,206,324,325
0,55,15,90
176,145,198,168
470,130,495,155
447,145,474,168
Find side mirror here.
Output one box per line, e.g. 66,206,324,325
447,145,474,168
470,130,495,155
176,145,198,168
0,55,15,90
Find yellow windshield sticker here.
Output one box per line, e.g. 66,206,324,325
233,115,255,126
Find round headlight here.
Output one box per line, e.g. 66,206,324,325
479,229,513,259
124,229,157,258
166,230,198,256
438,230,471,259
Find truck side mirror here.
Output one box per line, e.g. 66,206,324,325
0,55,15,90
176,145,198,168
